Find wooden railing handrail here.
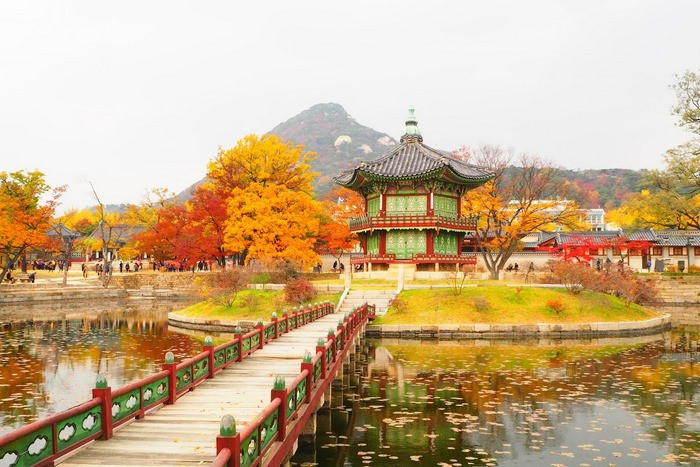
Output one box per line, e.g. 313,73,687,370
0,301,337,466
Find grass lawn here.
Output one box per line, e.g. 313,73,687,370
175,289,341,322
373,287,658,325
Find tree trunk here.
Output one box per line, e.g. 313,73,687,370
62,240,73,286
490,269,500,280
1,249,24,285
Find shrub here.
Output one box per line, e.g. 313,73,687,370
240,293,260,312
546,298,566,314
666,265,679,273
473,296,491,311
208,267,253,307
689,265,700,273
284,278,316,304
253,272,271,290
550,261,595,294
388,296,409,314
276,260,302,282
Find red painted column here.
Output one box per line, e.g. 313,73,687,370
380,193,387,216
204,337,215,379
270,385,287,441
255,322,264,349
92,383,113,440
316,342,327,379
300,360,314,403
163,359,178,405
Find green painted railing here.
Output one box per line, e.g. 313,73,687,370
0,300,338,467
213,303,371,467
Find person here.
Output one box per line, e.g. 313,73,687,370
5,270,15,283
125,262,130,273
81,262,87,278
514,263,519,272
596,259,601,271
317,262,322,273
119,260,123,273
333,261,338,271
339,262,345,272
506,264,513,271
646,258,652,272
28,272,36,283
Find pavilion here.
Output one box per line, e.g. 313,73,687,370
334,108,493,279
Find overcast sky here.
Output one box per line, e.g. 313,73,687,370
1,1,698,210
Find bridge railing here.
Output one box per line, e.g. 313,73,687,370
0,300,337,466
213,302,371,467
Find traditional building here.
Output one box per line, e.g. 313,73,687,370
334,108,493,278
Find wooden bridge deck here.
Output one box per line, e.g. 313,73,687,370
60,311,347,466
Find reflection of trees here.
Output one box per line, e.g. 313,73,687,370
0,301,203,434
352,335,700,464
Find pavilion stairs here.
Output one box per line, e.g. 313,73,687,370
339,288,396,316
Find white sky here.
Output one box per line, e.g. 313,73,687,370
1,1,698,210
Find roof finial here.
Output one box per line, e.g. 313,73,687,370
400,106,423,143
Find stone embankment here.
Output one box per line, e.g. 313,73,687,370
365,314,672,339
644,276,700,326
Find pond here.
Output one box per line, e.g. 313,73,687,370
0,299,203,435
293,334,700,466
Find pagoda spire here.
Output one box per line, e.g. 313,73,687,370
400,106,423,143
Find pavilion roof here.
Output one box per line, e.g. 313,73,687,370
334,108,493,190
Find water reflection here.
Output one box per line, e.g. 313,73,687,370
300,333,700,466
0,299,204,435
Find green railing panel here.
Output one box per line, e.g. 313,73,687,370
0,425,53,466
277,320,286,334
305,311,311,322
337,333,343,350
240,429,259,467
296,378,306,407
286,391,296,419
313,359,322,383
143,376,169,406
112,388,140,423
242,337,251,353
229,343,239,361
251,333,260,349
260,410,278,452
176,366,192,391
326,348,333,367
56,406,102,452
193,357,208,382
214,349,226,369
289,316,296,328
264,325,275,341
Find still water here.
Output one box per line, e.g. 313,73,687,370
0,299,202,435
2,303,700,465
294,335,700,466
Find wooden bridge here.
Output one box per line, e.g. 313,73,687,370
0,300,373,467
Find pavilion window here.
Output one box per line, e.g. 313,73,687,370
672,247,684,256
695,247,700,256
652,247,662,256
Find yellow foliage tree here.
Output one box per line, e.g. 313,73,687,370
224,183,321,267
208,134,317,194
458,146,585,279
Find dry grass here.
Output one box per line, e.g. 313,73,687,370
176,290,341,322
373,287,658,325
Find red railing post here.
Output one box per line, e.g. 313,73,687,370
272,313,279,339
204,336,215,379
316,340,327,379
337,321,345,351
271,376,287,441
234,327,243,362
216,415,240,467
293,307,301,327
301,352,313,404
256,319,264,349
163,352,178,405
327,329,337,362
92,375,113,440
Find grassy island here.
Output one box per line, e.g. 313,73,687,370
176,289,341,322
373,287,658,325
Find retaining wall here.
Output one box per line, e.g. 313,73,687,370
365,314,671,339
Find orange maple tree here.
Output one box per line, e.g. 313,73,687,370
317,186,363,263
0,170,63,280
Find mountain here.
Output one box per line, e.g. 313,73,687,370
269,103,397,189
175,102,646,208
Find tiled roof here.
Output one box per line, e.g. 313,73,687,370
532,228,700,247
334,141,493,185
